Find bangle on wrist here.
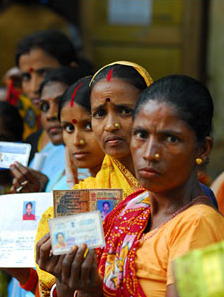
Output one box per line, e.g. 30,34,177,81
74,290,78,297
50,283,57,297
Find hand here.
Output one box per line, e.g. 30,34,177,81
36,233,64,280
10,162,48,193
61,244,103,297
36,234,103,297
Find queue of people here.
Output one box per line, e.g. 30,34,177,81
0,28,224,297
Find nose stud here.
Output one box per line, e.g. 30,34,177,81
114,122,120,129
79,139,85,145
154,153,160,161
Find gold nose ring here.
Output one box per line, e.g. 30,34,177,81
79,139,85,145
114,123,120,129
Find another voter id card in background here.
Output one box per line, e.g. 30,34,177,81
48,211,105,255
0,142,31,169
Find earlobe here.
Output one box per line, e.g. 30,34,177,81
197,136,213,164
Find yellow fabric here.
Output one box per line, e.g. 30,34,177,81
74,154,141,198
18,94,41,140
135,204,224,297
35,208,54,297
89,61,153,87
175,241,224,297
35,154,141,297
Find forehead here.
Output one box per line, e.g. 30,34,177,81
91,78,140,106
19,48,61,71
134,100,188,131
61,102,90,120
41,82,68,100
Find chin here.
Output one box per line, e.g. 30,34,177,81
105,147,129,160
51,136,64,146
77,161,88,168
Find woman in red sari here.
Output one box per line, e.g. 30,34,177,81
36,75,224,297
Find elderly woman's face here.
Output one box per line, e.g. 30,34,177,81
131,100,198,193
91,78,141,161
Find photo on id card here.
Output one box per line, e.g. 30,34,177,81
48,210,105,255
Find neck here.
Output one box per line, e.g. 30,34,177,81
150,171,203,218
89,163,102,177
116,154,136,176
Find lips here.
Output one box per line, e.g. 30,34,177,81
31,98,40,106
73,151,89,160
48,126,62,135
104,135,124,147
138,167,160,178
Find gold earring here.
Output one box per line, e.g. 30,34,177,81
196,158,203,165
155,153,160,161
79,139,85,145
114,122,120,129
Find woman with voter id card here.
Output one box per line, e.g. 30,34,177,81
35,61,153,297
36,75,224,297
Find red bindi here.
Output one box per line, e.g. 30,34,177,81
72,119,77,124
29,67,34,73
70,82,84,107
107,69,113,82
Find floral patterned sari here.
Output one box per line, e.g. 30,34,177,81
97,189,150,296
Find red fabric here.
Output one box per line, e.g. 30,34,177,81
23,213,35,220
19,268,38,292
53,287,57,297
96,189,150,297
6,79,22,106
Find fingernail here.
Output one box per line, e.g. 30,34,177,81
10,164,13,168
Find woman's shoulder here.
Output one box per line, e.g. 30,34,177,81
73,176,96,189
168,203,224,240
183,203,222,218
41,206,54,220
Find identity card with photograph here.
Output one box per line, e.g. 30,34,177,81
0,192,53,267
49,210,105,255
53,189,123,218
0,141,31,169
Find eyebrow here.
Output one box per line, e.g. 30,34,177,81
133,126,183,136
40,95,61,102
91,102,107,112
61,118,91,125
36,67,52,73
92,102,133,112
22,67,53,74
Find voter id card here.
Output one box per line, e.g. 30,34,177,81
48,211,105,255
0,142,31,169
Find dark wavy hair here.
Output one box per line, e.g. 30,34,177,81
58,76,92,122
134,74,213,145
90,64,147,91
39,67,89,96
16,30,78,66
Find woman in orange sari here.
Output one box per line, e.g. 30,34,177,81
37,75,224,297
